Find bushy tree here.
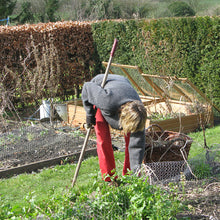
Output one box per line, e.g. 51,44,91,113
134,4,150,19
45,0,59,22
83,0,111,20
0,0,16,19
168,1,195,17
16,1,34,24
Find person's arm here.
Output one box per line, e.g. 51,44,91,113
128,129,146,172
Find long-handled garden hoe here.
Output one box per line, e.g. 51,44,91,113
72,39,118,187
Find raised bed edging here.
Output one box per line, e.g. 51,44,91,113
67,104,214,134
0,148,97,179
146,113,214,134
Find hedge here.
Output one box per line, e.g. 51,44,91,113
0,17,219,109
91,16,220,108
0,21,99,104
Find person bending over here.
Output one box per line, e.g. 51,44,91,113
82,74,147,181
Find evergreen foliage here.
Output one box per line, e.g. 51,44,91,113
91,17,220,108
45,0,59,22
0,0,16,19
16,1,34,24
9,0,219,23
168,1,196,17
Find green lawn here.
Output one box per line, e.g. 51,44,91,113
188,125,220,159
0,151,125,207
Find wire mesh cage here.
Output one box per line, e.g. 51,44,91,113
144,124,192,163
143,161,187,182
141,124,193,182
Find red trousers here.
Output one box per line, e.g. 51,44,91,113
94,108,130,181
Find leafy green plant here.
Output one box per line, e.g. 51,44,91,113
0,174,183,219
150,112,182,121
27,132,35,141
72,129,85,137
40,129,49,136
45,0,60,22
15,1,34,24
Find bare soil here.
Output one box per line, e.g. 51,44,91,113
0,122,96,170
176,178,220,219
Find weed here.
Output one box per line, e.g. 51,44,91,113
40,129,49,136
27,133,35,141
72,129,85,138
0,171,183,219
75,175,183,219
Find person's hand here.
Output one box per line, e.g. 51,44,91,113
86,115,96,128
